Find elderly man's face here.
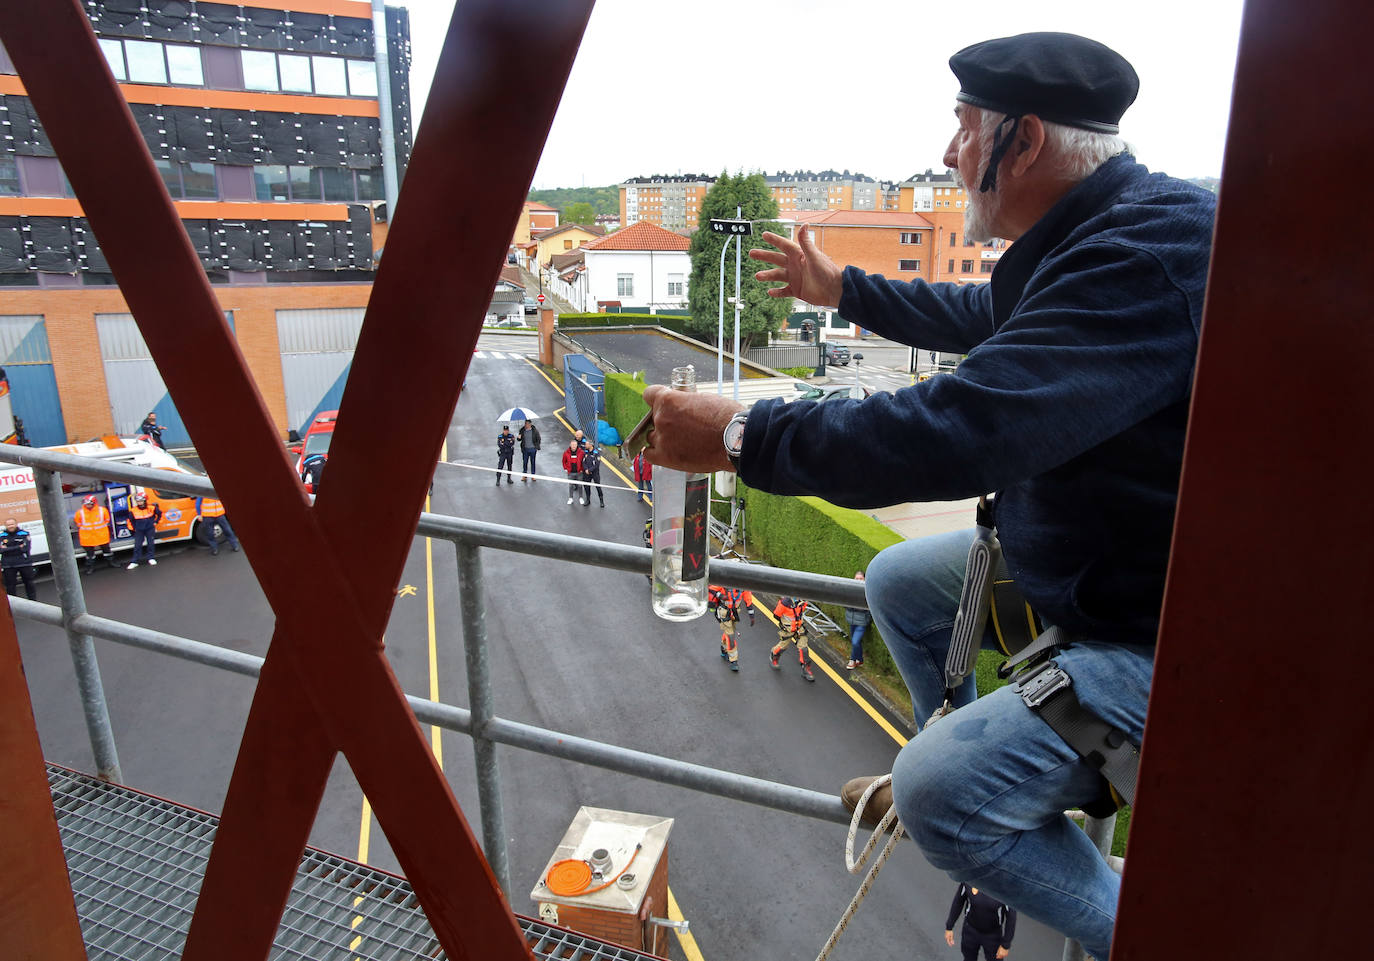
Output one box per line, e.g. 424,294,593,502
945,103,1005,243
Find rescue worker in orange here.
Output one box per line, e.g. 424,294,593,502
709,584,755,672
126,491,163,569
74,495,116,573
771,595,815,682
196,494,239,556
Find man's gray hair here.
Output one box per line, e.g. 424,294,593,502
977,108,1128,185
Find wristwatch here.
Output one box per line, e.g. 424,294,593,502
723,411,748,467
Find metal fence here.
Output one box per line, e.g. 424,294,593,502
1,444,1114,961
745,344,821,372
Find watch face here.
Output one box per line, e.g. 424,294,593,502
725,418,746,454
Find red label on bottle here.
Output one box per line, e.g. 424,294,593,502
682,476,709,581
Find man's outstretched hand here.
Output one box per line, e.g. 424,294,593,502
641,385,744,475
749,224,844,307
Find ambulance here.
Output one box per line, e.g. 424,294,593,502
0,436,209,567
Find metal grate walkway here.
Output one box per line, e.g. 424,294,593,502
49,765,662,960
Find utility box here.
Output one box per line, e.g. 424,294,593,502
531,807,674,956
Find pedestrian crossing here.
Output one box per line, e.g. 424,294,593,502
472,350,533,360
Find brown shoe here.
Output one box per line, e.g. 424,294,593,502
841,775,894,828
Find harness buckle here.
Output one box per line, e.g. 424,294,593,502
1014,660,1072,710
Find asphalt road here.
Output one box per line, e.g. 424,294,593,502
14,333,1067,961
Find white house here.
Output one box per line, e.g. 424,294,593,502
581,221,691,313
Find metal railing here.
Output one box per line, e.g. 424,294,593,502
1,444,1114,961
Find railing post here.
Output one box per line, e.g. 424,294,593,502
454,540,511,897
33,467,123,783
1061,812,1118,961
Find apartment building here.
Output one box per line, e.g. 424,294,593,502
766,170,880,212
618,174,713,232
0,0,412,445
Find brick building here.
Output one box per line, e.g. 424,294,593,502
0,0,412,446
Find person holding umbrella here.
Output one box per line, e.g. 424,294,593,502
497,407,541,482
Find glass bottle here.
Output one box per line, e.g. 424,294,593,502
651,365,710,621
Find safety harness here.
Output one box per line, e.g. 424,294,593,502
930,495,1139,811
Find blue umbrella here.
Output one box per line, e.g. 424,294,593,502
497,407,539,423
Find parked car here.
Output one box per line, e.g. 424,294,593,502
523,296,539,314
820,342,850,366
494,317,529,329
507,253,518,264
791,383,874,403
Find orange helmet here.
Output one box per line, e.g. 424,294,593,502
83,495,97,507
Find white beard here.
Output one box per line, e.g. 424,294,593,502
951,165,1004,243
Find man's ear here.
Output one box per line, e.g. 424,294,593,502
1009,114,1048,177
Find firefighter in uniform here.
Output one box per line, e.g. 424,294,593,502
771,595,815,682
708,584,755,672
74,495,116,573
196,494,240,555
496,425,516,485
126,491,163,569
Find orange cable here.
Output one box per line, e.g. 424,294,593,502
545,844,643,897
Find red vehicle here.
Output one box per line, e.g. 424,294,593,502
291,410,338,481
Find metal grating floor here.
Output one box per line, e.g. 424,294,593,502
48,765,663,961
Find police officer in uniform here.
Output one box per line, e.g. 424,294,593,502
496,425,516,485
1,517,37,600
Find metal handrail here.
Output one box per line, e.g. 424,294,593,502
2,444,1113,961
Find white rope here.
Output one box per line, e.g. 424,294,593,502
442,459,647,496
814,773,907,961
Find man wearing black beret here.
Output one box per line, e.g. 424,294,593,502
642,31,1216,959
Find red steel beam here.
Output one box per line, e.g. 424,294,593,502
0,597,87,959
0,1,592,957
1113,0,1374,957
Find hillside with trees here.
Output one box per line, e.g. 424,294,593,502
527,186,619,220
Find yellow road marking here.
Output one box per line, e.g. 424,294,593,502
428,440,445,767
397,584,417,598
755,604,907,747
667,887,706,961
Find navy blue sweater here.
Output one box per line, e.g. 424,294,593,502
738,156,1216,644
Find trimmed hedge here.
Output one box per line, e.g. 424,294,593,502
558,312,690,336
735,480,904,679
603,372,650,441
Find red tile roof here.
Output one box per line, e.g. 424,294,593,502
582,221,691,252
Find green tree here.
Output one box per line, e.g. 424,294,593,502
686,172,790,350
563,201,596,225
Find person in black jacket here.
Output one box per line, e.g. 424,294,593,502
125,491,163,569
517,419,541,481
581,445,605,507
496,425,516,485
946,883,1016,960
0,517,37,600
138,412,167,449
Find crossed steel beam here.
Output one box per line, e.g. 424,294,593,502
0,1,594,957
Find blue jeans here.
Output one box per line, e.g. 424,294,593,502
637,477,652,502
205,515,239,553
131,526,156,562
522,449,537,475
847,620,868,662
867,530,1153,961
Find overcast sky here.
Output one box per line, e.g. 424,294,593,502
398,0,1246,190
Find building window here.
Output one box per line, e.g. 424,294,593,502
124,39,168,84
279,54,313,92
98,38,127,80
155,159,218,199
241,50,279,90
667,274,684,297
980,262,995,274
312,55,348,95
563,239,573,250
964,237,975,247
949,232,957,245
18,156,73,197
899,259,920,272
254,164,290,200
961,259,974,273
617,274,634,297
346,59,378,97
0,155,18,196
320,167,354,202
165,45,204,85
356,168,383,201
899,232,923,245
947,259,954,274
288,165,321,201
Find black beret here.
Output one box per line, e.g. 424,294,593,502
949,32,1139,134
